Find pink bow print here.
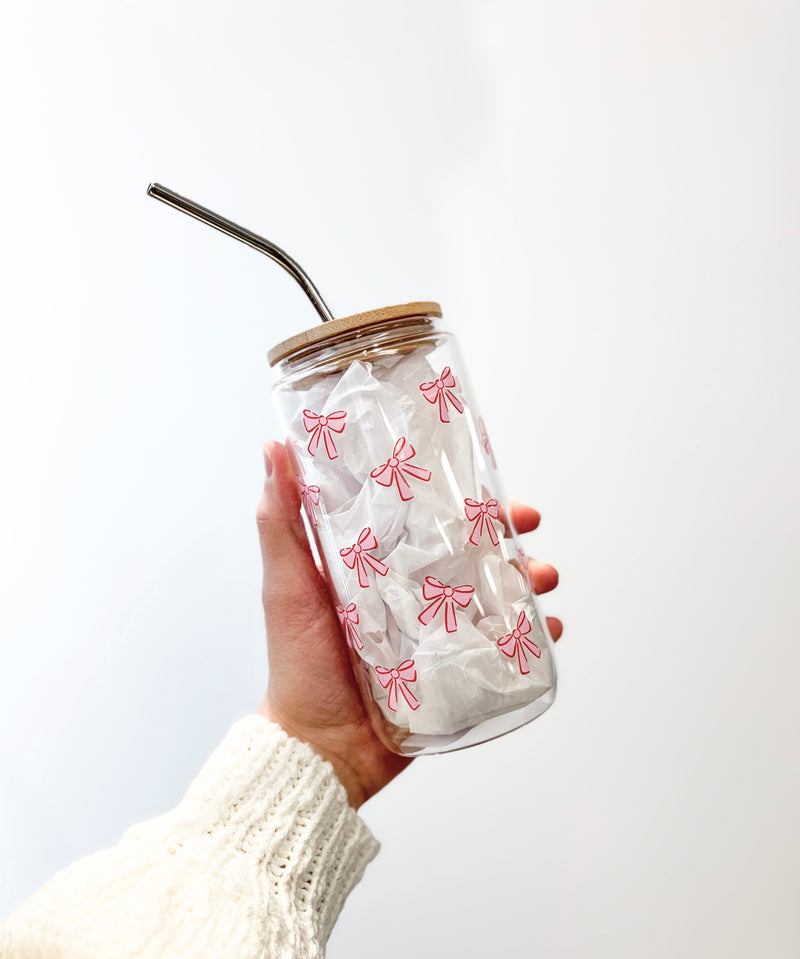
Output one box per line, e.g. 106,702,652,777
335,602,364,651
479,417,497,468
302,409,347,459
498,611,541,675
419,366,464,423
464,498,500,546
297,477,320,526
340,527,389,588
418,576,475,633
375,659,420,711
370,437,432,501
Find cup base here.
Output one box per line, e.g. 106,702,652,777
390,683,557,756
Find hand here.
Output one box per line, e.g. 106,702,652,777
256,441,563,809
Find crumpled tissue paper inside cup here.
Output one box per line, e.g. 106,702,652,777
275,344,555,750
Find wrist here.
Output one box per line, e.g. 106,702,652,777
257,699,368,809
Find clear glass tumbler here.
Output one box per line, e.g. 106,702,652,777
270,302,556,756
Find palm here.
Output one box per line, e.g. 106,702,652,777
265,561,412,806
257,443,410,806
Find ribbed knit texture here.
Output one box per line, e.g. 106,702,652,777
0,716,380,958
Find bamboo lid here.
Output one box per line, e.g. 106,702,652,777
267,301,442,367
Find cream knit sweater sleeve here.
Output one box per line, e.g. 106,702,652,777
0,715,380,958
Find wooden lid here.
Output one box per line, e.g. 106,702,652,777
267,301,442,367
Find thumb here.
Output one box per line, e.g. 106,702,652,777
256,441,334,634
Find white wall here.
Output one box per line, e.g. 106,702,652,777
1,1,798,955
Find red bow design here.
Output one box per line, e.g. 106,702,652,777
418,576,475,633
419,366,464,423
340,527,389,588
375,659,420,711
297,477,321,526
335,602,363,651
370,437,432,501
464,498,500,546
302,409,347,459
498,611,541,675
479,417,497,468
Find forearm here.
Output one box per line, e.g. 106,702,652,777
0,716,379,958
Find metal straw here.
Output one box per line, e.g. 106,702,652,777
147,183,335,323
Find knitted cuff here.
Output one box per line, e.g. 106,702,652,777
121,715,380,948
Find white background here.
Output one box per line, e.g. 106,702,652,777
1,1,798,956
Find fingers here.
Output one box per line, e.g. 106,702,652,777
256,441,308,556
509,501,541,534
509,502,563,641
527,559,563,640
547,617,563,641
256,441,331,627
528,558,559,595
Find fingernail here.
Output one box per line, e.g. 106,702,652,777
263,443,273,478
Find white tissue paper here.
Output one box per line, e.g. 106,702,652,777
274,345,555,750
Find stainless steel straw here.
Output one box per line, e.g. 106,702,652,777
147,183,335,323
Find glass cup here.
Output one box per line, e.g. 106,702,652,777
270,302,556,756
